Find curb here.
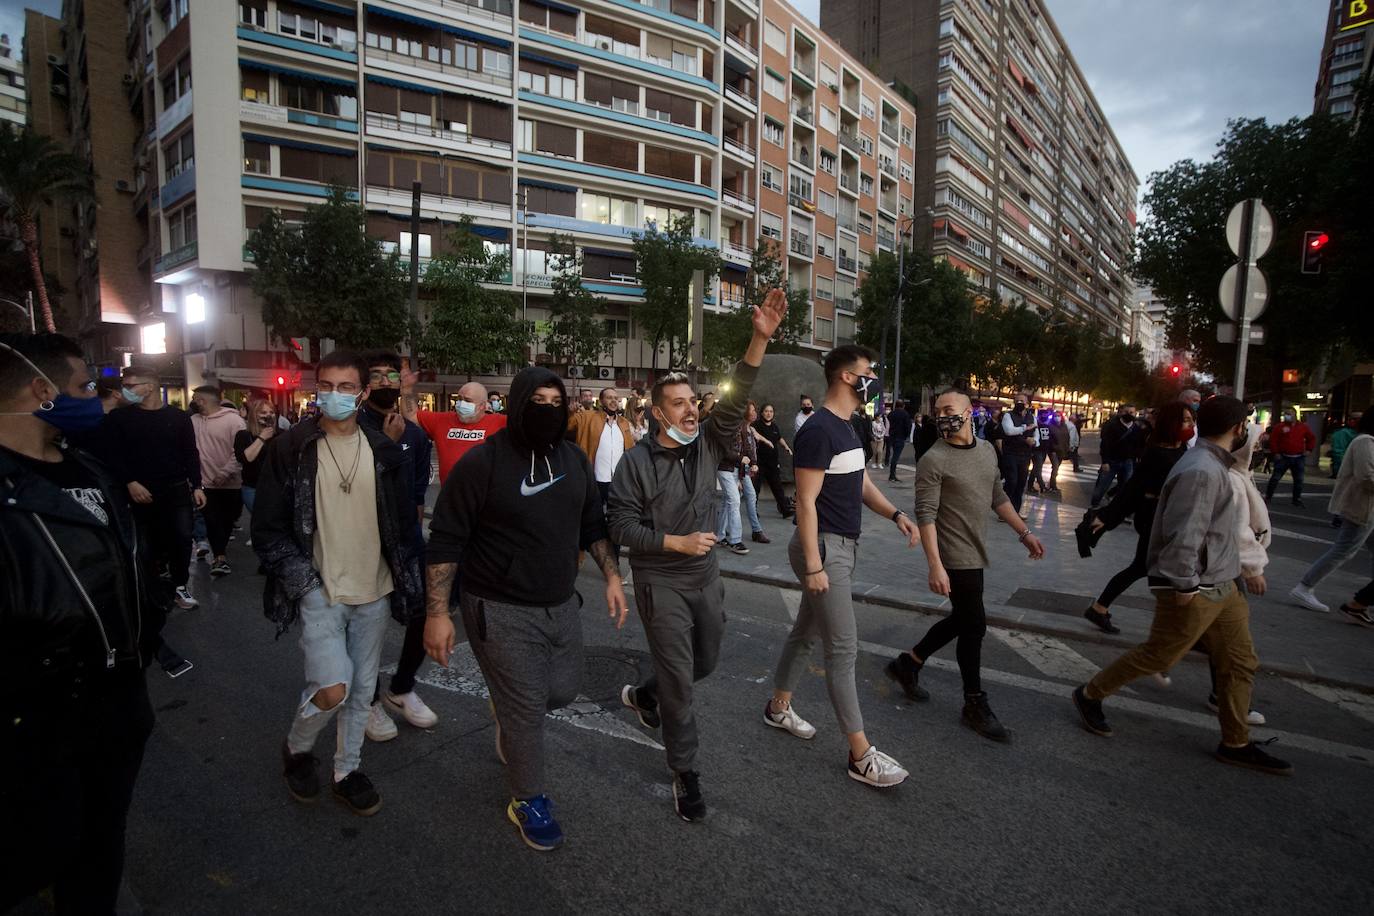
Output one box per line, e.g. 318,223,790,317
718,567,1374,696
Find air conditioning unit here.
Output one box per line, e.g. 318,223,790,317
114,179,132,192
568,365,587,379
828,83,839,93
596,366,614,381
598,41,610,51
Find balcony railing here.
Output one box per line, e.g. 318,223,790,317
156,240,198,274
722,241,752,262
724,31,756,59
880,121,899,141
723,135,753,159
724,83,756,108
838,131,860,154
835,295,855,311
839,173,856,193
789,235,813,258
787,191,813,211
365,45,512,89
365,111,512,152
367,184,511,217
879,159,897,178
837,255,857,273
791,103,813,125
721,188,754,210
877,229,896,248
433,0,513,24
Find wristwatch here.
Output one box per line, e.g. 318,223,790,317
891,509,906,523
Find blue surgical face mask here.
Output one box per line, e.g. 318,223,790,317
0,340,105,434
316,390,359,421
456,400,478,421
121,386,144,405
665,422,698,446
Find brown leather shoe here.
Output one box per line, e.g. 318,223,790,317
751,531,771,544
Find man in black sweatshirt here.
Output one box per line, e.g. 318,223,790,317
608,288,788,822
423,366,627,853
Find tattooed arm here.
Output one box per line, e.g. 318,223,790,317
589,538,629,629
423,562,459,667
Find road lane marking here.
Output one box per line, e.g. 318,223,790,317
1284,679,1374,727
989,629,1105,684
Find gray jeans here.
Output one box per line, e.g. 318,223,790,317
285,588,391,779
461,590,583,801
1301,516,1374,588
633,579,727,773
774,531,863,734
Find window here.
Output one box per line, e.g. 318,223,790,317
819,106,837,133
604,318,631,339
520,184,576,216
518,64,576,101
522,120,575,157
819,61,838,88
164,131,194,179
788,173,812,203
586,13,642,59
520,1,577,35
819,149,836,175
162,0,189,31
764,20,786,53
161,57,191,104
817,234,834,260
763,119,784,147
761,211,782,240
582,131,639,171
860,175,873,196
581,193,637,227
643,145,696,182
240,68,269,103
583,251,637,282
761,162,782,191
240,2,267,28
167,203,196,250
483,49,512,76
243,139,270,174
900,162,913,182
817,190,836,216
643,203,691,231
901,125,912,147
764,71,785,101
860,95,875,120
815,316,833,343
585,73,640,114
399,232,432,259
815,275,833,299
858,212,873,236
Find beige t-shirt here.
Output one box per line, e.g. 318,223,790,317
312,429,394,605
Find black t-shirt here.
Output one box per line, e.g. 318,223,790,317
233,429,267,488
752,420,782,469
792,408,865,538
5,448,111,526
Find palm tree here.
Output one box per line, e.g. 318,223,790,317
0,126,92,332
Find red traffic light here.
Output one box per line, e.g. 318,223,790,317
1170,364,1181,376
1308,233,1329,250
275,374,286,387
1301,230,1328,274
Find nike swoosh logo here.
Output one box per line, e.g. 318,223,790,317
520,474,565,497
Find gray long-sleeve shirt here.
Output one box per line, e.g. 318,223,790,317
1146,439,1241,593
607,361,758,587
913,438,1009,569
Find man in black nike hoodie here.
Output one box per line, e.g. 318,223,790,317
422,366,628,853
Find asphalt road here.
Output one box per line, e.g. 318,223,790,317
20,524,1372,916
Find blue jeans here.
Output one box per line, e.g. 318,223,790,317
1301,516,1374,589
285,588,391,779
715,470,742,545
1091,458,1135,507
741,473,762,534
241,485,256,516
1266,455,1306,503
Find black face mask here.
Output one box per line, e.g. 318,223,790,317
1231,426,1250,452
801,405,813,414
602,403,620,416
368,388,400,410
522,402,565,448
1122,413,1136,423
935,414,967,438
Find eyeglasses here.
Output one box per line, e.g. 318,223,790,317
369,370,401,384
317,382,361,394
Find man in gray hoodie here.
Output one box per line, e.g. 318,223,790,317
607,289,788,823
1072,396,1291,776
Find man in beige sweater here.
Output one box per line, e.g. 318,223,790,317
885,389,1044,742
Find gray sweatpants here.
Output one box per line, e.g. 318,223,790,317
633,578,727,773
460,590,583,801
774,531,863,735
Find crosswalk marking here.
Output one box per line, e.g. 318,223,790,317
1284,679,1374,727
988,629,1105,684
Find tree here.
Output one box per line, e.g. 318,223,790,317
542,233,614,370
246,186,407,350
1134,115,1374,416
417,219,527,379
0,126,92,332
630,214,721,372
701,239,809,373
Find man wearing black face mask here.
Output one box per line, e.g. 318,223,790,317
355,350,438,743
999,396,1036,512
1,333,162,914
1091,403,1142,508
423,366,628,852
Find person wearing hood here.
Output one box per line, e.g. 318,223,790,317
1,333,163,914
415,380,506,485
607,288,787,822
423,365,628,852
886,389,1045,743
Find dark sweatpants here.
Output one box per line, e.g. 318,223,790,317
133,480,194,586
202,487,242,557
911,568,987,694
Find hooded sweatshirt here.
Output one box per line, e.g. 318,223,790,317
1228,423,1271,578
192,407,246,489
426,367,607,607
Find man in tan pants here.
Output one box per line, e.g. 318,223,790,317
1071,396,1292,776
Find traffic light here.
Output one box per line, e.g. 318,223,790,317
275,374,287,388
1301,230,1328,274
1169,364,1182,377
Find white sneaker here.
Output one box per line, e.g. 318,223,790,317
1207,695,1267,726
384,690,439,728
847,745,908,788
194,540,210,560
763,700,816,739
1152,672,1172,688
1289,584,1330,613
174,586,198,610
365,702,397,742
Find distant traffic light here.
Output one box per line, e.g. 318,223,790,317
1301,230,1329,274
275,374,287,388
1169,364,1182,377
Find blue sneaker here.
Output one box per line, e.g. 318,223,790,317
507,795,564,851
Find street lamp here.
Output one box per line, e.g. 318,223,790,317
0,294,36,333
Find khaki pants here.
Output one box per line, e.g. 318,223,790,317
1085,581,1258,747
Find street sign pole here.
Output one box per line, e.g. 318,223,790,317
1232,200,1254,400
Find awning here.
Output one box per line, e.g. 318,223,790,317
1007,59,1027,89
243,132,356,156
365,74,439,94
291,0,355,15
1006,115,1035,151
1001,199,1030,231
583,246,635,259
521,51,577,71
364,4,513,48
239,58,355,89
518,177,578,193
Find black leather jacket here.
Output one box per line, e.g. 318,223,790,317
1,444,163,693
251,417,423,636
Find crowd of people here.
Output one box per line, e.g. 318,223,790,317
5,316,1374,911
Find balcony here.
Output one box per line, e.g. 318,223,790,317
837,131,860,155
367,184,510,221
364,45,513,95
156,89,192,140
876,228,896,249
790,102,813,126
878,158,897,179
159,164,196,209
837,254,857,273
721,240,752,265
880,120,899,142
788,192,814,212
236,23,358,63
838,173,857,194
721,188,754,212
724,83,757,114
724,31,757,66
722,135,753,162
155,241,198,275
426,0,514,30
788,233,813,258
365,111,512,157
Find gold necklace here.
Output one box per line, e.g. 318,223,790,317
322,430,363,493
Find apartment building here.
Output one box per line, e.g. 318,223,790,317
43,0,911,397
1313,0,1372,119
821,0,1138,338
0,34,25,128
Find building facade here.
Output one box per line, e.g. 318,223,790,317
1313,0,1372,119
0,33,25,128
820,0,1138,337
35,0,912,402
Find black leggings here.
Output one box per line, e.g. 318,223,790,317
912,568,986,694
756,461,789,515
1097,528,1150,608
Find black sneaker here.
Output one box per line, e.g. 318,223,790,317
884,652,929,702
672,770,706,822
1074,519,1095,558
210,559,231,578
1215,741,1293,776
281,741,320,803
1338,604,1374,628
620,684,661,729
332,771,383,816
1083,606,1121,634
1292,499,1305,508
728,542,750,555
961,692,1011,743
1072,685,1113,737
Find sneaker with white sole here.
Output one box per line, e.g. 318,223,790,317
1289,584,1330,613
365,702,398,742
847,745,908,788
1207,694,1267,726
174,586,198,610
1152,672,1172,688
763,700,816,739
383,690,438,729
